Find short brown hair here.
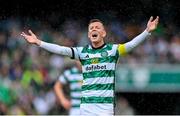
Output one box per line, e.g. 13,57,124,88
89,19,104,26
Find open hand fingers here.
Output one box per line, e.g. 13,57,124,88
28,30,34,36
149,16,153,22
21,32,27,37
20,32,29,40
155,16,159,24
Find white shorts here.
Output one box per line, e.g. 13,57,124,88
80,104,114,116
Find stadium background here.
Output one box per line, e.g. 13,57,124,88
0,0,180,114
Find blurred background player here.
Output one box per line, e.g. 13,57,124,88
54,61,82,115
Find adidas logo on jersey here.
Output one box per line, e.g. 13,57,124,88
85,54,89,58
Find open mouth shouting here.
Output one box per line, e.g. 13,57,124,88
91,31,99,39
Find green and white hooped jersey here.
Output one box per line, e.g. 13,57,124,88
39,30,150,115
72,43,121,115
59,67,83,112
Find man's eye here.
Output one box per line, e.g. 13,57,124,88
95,26,100,29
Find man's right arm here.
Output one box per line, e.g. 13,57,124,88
40,41,73,57
21,30,73,57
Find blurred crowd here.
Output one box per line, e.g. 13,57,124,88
0,15,180,115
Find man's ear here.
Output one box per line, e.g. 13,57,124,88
88,32,91,38
102,30,106,38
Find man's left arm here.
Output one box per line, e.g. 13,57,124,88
118,16,159,55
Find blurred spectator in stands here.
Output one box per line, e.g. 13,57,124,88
169,34,180,63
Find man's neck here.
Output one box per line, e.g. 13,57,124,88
91,41,105,49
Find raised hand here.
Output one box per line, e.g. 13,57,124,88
21,30,41,45
146,16,159,33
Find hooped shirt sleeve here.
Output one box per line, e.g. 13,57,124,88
58,75,67,84
58,70,70,84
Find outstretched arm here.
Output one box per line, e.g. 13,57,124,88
118,16,159,55
21,30,73,57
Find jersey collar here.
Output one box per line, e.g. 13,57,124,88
91,43,106,50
